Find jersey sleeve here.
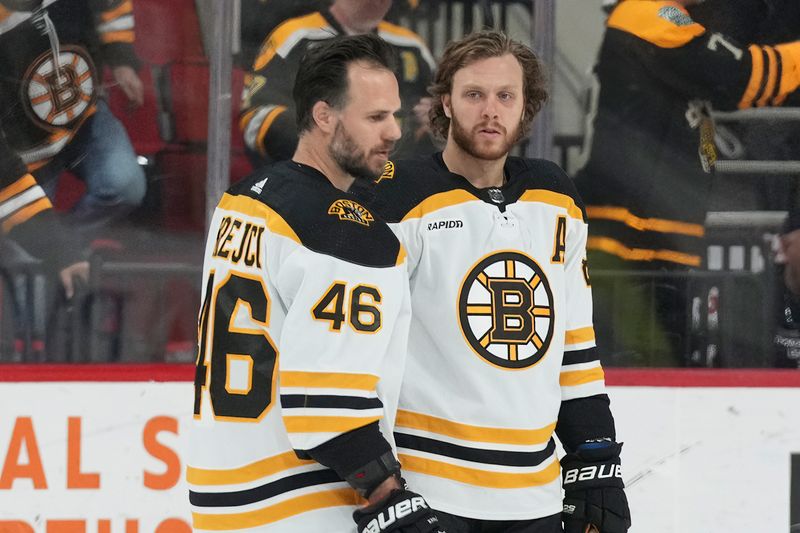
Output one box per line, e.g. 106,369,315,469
557,200,617,451
273,246,410,452
388,219,423,278
560,211,607,403
239,25,306,161
89,0,140,68
1,131,78,270
608,2,800,110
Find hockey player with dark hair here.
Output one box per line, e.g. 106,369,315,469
188,33,445,533
357,31,630,533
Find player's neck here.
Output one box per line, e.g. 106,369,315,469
293,137,355,192
442,141,508,189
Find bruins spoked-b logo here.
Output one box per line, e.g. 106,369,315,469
328,199,374,226
458,251,554,369
23,46,97,129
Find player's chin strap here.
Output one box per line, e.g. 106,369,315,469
345,450,402,498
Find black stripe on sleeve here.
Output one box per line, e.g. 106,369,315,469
189,468,343,507
280,394,383,410
394,433,556,468
771,46,784,103
563,347,600,366
752,47,771,105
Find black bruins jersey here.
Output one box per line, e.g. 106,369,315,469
239,8,436,164
575,0,800,269
188,161,412,532
0,125,78,268
359,154,614,520
0,0,138,170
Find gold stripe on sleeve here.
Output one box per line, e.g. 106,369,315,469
283,415,381,434
2,197,52,234
255,106,287,156
586,206,704,237
192,488,359,530
757,46,779,107
565,327,595,346
739,45,765,109
560,366,605,387
279,371,379,391
0,174,37,204
100,0,133,22
588,236,701,267
100,29,135,43
187,451,313,486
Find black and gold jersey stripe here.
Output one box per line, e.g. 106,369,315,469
576,0,800,268
227,161,404,268
239,8,435,163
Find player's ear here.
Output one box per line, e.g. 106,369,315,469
312,100,336,134
442,94,452,119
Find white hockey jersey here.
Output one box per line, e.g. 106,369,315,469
187,161,411,532
363,154,607,520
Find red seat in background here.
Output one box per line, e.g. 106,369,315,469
105,65,164,155
131,0,204,65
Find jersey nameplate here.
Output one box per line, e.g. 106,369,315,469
212,215,265,268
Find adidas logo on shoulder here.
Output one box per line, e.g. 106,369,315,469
250,177,269,195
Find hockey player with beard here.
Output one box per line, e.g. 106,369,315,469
357,31,631,533
188,34,446,533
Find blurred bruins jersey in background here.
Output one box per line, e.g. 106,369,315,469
357,154,615,520
0,125,79,268
239,7,436,166
188,161,412,532
575,0,800,270
0,0,139,171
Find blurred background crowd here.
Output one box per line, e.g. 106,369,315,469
2,0,800,369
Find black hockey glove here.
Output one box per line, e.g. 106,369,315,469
561,441,631,533
353,487,447,533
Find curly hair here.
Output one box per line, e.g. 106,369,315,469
429,31,548,141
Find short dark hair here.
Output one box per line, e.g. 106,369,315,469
294,33,397,134
429,31,548,140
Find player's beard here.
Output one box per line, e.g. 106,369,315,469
450,112,519,161
329,122,392,182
